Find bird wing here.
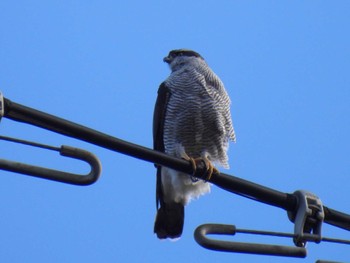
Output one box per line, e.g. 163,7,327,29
153,82,171,208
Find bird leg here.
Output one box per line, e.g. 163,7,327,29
199,156,219,182
178,151,199,182
176,145,219,182
181,154,218,182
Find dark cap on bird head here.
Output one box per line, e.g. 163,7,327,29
163,49,204,63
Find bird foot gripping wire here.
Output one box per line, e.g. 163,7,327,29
288,190,325,247
187,157,219,182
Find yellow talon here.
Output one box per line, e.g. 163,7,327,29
182,156,219,182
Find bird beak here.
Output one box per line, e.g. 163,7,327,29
163,56,172,64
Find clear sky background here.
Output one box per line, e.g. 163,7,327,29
0,1,349,262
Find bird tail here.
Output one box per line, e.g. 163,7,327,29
154,202,184,239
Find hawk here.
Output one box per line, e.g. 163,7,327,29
153,49,236,239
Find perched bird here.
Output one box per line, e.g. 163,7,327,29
153,49,236,239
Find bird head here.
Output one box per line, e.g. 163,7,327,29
163,49,204,71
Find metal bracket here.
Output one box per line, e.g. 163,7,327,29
0,135,101,185
194,224,307,258
288,190,325,247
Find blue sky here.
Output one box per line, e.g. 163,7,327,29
0,1,349,262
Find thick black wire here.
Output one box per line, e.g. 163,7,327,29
3,97,350,232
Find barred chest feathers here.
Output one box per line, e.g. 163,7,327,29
163,61,233,169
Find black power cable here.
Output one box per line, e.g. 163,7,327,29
2,97,350,232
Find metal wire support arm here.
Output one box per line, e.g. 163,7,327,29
194,224,307,258
0,135,101,185
194,224,350,258
1,96,350,232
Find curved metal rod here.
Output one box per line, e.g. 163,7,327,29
0,145,101,185
194,224,307,258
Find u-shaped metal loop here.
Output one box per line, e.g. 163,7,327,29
0,145,101,185
194,224,307,258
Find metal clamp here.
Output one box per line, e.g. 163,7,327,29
288,190,325,247
194,224,306,258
